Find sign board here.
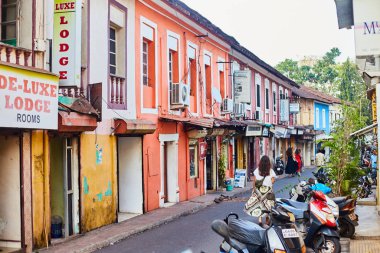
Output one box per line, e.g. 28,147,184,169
262,127,269,137
353,0,380,57
234,70,251,104
0,64,59,129
280,99,289,122
53,0,82,87
289,103,300,113
372,92,377,122
245,125,262,136
199,142,207,160
234,169,246,188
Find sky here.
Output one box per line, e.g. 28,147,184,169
180,0,356,66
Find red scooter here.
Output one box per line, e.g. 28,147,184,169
278,191,341,253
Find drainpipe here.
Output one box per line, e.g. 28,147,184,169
375,55,380,209
32,0,36,67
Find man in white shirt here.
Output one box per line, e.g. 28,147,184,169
315,149,325,168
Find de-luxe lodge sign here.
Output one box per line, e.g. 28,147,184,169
0,64,59,130
53,0,81,87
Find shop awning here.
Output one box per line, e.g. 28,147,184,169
214,119,246,128
160,115,214,128
58,111,98,132
113,119,156,135
58,96,99,132
350,123,377,137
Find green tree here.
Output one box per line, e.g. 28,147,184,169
323,105,367,195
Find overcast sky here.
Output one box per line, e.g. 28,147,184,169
180,0,356,66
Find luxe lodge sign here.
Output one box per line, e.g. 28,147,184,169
0,64,59,129
53,0,81,87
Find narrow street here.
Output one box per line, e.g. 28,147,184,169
96,169,314,253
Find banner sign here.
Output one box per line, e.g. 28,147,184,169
353,0,380,57
0,64,59,129
199,142,207,160
234,169,246,188
280,99,289,122
234,70,251,104
53,0,82,87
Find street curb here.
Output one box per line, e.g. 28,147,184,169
352,235,380,240
38,188,252,253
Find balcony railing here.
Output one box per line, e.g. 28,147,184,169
0,42,32,67
59,87,85,98
109,74,126,109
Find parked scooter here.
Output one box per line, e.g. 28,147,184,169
211,205,306,253
274,156,285,175
277,191,341,253
289,180,358,238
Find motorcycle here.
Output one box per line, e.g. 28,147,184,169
211,205,306,253
289,181,358,238
277,191,341,253
312,167,335,186
273,156,285,176
355,174,373,199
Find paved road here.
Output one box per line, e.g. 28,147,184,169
96,169,315,253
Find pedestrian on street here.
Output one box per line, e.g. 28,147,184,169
285,147,298,177
245,155,277,226
295,148,302,176
315,149,325,169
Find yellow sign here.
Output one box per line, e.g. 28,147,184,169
372,92,377,122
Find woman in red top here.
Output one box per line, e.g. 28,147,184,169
294,148,302,174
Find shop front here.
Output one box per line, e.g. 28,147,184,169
0,63,59,252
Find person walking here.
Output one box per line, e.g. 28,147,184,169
295,148,302,176
245,155,277,226
315,149,325,169
285,147,298,177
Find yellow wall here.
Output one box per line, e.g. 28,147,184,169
299,98,314,126
80,134,117,232
32,130,50,249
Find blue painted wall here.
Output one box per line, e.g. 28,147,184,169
314,102,330,134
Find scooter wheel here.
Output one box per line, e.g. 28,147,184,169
339,219,355,238
316,236,341,253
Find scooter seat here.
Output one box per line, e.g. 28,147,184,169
228,219,265,246
279,198,309,211
332,196,349,204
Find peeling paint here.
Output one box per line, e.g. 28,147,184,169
84,176,89,195
96,192,103,201
96,144,103,165
105,181,112,196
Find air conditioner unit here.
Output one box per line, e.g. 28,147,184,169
234,103,244,116
221,98,233,114
171,83,190,109
255,110,262,121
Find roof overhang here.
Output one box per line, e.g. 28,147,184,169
58,111,98,132
113,118,157,135
350,123,377,138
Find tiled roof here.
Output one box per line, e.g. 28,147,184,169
164,0,299,88
300,85,341,104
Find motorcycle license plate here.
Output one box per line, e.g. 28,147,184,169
282,228,299,238
349,213,357,221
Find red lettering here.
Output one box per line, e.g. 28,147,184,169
60,30,69,38
55,2,75,11
35,100,43,112
31,81,39,94
60,16,68,24
44,101,51,113
14,97,23,110
23,80,31,93
0,75,7,89
39,83,49,96
59,71,68,79
5,95,13,109
59,57,69,66
59,43,69,52
8,76,17,91
25,98,33,111
50,85,57,98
